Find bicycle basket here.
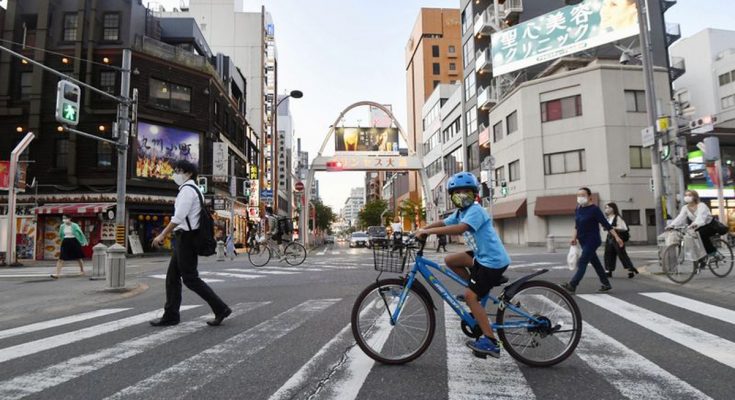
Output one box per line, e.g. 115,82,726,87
372,239,411,273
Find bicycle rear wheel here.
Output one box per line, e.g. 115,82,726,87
248,243,271,267
351,278,435,365
496,280,582,367
662,244,696,284
709,239,734,278
284,242,307,266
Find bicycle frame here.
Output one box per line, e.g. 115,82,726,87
389,251,545,331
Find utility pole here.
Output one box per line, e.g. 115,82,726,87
636,0,666,234
114,49,132,244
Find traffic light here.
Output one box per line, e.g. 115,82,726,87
326,160,343,171
500,181,509,197
689,115,717,134
55,80,81,126
197,177,208,193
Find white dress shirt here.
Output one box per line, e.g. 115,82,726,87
669,203,712,228
607,215,628,231
171,179,202,231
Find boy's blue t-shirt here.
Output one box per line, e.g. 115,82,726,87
443,203,510,269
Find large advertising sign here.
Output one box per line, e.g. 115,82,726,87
491,0,640,76
135,121,200,180
334,127,399,152
687,149,735,197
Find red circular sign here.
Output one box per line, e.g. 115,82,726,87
295,181,305,192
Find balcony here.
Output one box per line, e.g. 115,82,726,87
500,0,523,20
665,23,681,46
669,56,686,81
473,6,501,37
475,48,492,74
477,84,500,110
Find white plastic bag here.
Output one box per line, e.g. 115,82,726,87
683,232,706,262
567,245,581,270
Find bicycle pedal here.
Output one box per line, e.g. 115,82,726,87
472,351,488,359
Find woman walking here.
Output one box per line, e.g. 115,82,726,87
51,216,87,279
561,188,625,294
603,202,638,278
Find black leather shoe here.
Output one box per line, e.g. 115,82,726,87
149,318,180,327
207,307,232,326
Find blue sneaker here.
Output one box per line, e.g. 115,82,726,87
466,336,501,358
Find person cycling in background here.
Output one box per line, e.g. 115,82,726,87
416,172,510,358
264,206,287,261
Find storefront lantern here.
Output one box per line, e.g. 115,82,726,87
138,215,144,221
145,215,151,221
152,216,159,221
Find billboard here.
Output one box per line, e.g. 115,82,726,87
334,127,399,152
135,121,200,180
687,149,735,197
491,0,640,76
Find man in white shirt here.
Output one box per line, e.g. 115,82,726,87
150,160,231,327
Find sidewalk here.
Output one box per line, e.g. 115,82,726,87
638,259,735,297
0,256,171,279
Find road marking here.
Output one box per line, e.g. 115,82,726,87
261,266,326,272
445,303,535,400
105,299,340,400
0,274,57,278
640,292,735,325
0,308,130,341
317,249,328,256
199,271,261,280
225,268,296,275
0,302,269,400
580,294,735,369
0,306,199,364
331,251,340,255
148,274,223,283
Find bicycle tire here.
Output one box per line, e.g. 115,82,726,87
284,242,307,266
248,243,271,267
351,278,436,365
662,244,696,284
496,280,582,368
709,239,734,278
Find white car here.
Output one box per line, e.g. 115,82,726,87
349,232,369,248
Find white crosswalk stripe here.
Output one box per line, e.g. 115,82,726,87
0,308,131,341
640,292,735,325
147,264,355,283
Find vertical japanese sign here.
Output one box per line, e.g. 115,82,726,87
135,121,200,181
491,0,639,76
0,161,9,190
212,142,228,183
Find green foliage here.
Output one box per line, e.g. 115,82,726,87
357,199,388,229
309,199,337,232
399,199,426,228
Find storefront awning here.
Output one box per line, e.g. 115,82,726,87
534,193,599,216
34,203,115,216
492,198,527,220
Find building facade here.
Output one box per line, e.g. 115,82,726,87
342,187,365,227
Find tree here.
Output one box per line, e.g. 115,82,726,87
309,199,337,232
358,199,388,228
399,199,426,229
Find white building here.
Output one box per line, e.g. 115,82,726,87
484,59,670,245
343,187,366,227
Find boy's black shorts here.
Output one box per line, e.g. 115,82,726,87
465,251,508,298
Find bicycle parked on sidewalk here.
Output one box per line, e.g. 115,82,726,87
247,237,307,267
661,227,733,284
350,235,582,366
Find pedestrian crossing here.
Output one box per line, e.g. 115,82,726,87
147,263,362,284
0,291,733,399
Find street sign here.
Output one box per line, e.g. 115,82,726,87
55,80,81,126
295,181,305,192
641,126,655,148
214,196,226,210
261,189,273,198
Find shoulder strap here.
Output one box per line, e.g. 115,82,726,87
612,215,618,228
182,184,206,230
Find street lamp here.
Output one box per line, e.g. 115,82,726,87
272,89,303,215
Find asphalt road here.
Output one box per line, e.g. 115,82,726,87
0,242,733,400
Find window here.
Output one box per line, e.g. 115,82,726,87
448,45,456,54
505,111,518,135
624,90,647,112
622,210,641,226
426,159,443,177
97,141,113,167
149,78,191,113
99,71,116,94
433,80,440,89
541,95,582,122
449,62,456,71
453,117,461,137
719,72,731,86
722,95,735,109
444,147,464,176
493,121,503,142
20,72,32,99
465,108,477,135
424,132,441,154
463,40,474,68
543,149,586,175
213,101,220,124
423,102,441,130
55,138,68,169
630,146,652,169
102,13,120,41
494,166,505,186
461,4,472,33
464,71,476,101
509,160,520,182
432,63,440,75
432,45,439,57
467,143,480,170
63,13,78,41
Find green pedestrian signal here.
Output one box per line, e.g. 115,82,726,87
500,181,509,197
55,80,81,126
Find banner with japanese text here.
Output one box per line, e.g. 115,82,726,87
491,0,639,76
135,121,200,181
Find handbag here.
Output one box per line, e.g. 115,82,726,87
711,218,729,235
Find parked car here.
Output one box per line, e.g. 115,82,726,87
349,232,369,248
325,235,335,244
366,226,388,248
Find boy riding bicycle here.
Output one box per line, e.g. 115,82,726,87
416,172,510,358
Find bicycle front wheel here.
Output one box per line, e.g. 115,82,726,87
248,243,271,267
351,278,435,365
284,242,307,266
496,280,582,367
662,244,696,284
709,239,734,278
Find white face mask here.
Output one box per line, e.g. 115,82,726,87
684,195,693,204
604,207,613,215
173,173,189,186
577,196,588,206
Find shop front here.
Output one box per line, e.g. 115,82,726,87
0,204,37,262
33,203,116,260
128,206,174,255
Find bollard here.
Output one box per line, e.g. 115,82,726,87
106,244,126,289
91,243,108,280
216,240,225,261
547,235,556,253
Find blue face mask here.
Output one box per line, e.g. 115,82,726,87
451,192,474,209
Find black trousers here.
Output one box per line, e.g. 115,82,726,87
163,230,228,320
603,237,635,272
696,222,719,254
436,243,447,252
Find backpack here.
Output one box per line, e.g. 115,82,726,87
612,215,630,242
183,185,217,256
277,216,294,235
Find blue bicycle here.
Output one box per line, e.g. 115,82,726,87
351,235,582,366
